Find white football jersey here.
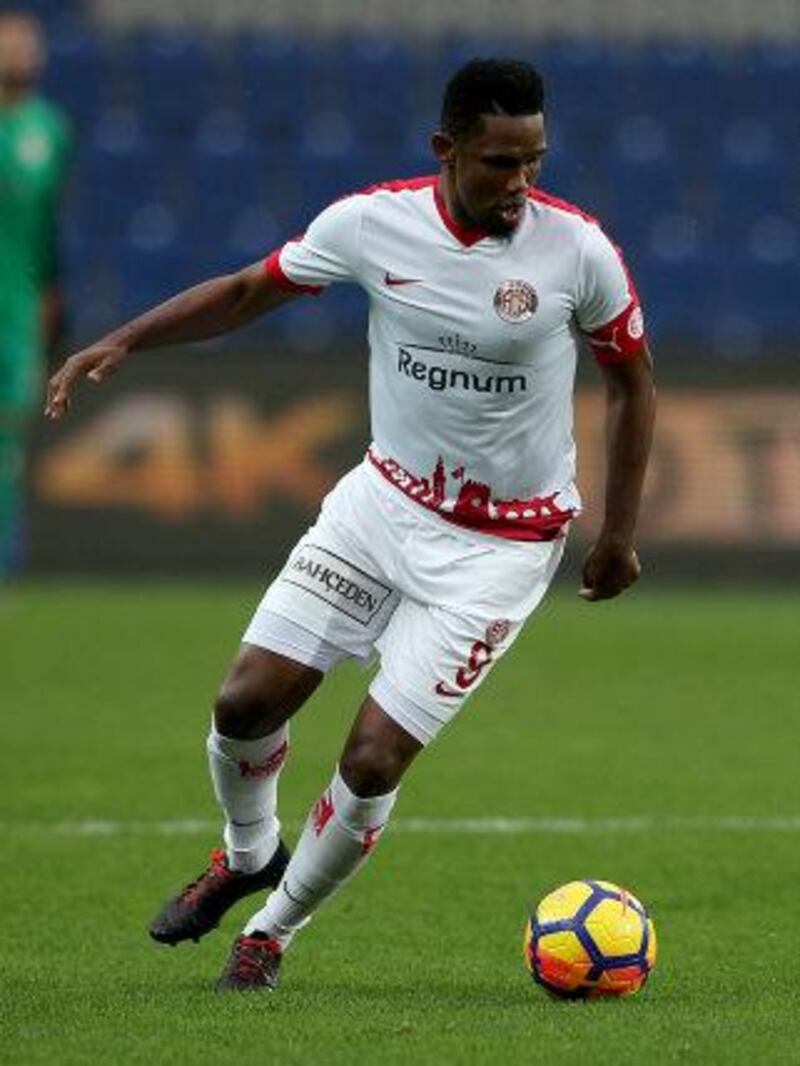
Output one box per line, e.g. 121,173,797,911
265,177,645,542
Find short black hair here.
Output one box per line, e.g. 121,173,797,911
441,58,545,141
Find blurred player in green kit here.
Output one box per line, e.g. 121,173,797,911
0,12,70,578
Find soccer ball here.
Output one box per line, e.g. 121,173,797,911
523,879,657,999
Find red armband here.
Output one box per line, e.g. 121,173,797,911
583,301,647,365
263,247,323,296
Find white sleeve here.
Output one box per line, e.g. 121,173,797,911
276,195,364,290
574,222,636,332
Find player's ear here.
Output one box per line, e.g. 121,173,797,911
431,130,455,167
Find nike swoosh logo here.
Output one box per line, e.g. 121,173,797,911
384,272,422,287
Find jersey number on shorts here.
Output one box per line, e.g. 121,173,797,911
435,639,494,699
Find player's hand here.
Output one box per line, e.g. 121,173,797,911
44,343,128,420
579,540,641,602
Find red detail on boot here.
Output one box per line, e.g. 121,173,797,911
312,790,335,836
238,739,289,779
238,934,283,955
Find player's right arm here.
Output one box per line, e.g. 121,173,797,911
44,262,301,420
47,192,363,421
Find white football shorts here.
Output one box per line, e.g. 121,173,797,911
243,460,565,745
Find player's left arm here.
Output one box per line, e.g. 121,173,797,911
580,345,656,602
575,221,656,602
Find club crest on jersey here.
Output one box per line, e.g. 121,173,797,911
493,280,537,323
485,619,511,647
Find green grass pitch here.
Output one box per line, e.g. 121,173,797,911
2,581,799,1064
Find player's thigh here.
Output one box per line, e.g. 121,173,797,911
244,466,401,666
370,537,564,745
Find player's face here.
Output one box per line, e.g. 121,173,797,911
0,16,44,95
436,113,547,237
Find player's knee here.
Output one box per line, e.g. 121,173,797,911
339,738,406,797
213,649,323,739
213,680,276,739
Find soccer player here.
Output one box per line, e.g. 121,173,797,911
0,12,70,579
46,59,655,992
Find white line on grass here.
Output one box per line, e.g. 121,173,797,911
5,815,800,836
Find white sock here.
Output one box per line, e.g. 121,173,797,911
206,723,288,873
244,766,397,946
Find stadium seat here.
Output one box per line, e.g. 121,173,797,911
122,29,217,139
712,160,789,229
639,255,720,338
234,33,309,133
40,20,101,129
118,239,192,317
729,244,800,333
720,43,800,117
606,116,684,244
539,39,627,122
76,110,167,253
180,107,269,230
85,107,159,179
627,43,722,121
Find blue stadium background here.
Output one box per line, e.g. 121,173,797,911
26,0,800,361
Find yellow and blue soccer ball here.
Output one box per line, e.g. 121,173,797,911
523,879,657,999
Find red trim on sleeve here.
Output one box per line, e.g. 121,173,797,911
360,175,438,196
263,247,323,295
583,300,647,365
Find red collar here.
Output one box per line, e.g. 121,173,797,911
434,179,490,247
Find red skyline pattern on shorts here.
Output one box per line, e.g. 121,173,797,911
238,739,288,780
368,449,574,542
